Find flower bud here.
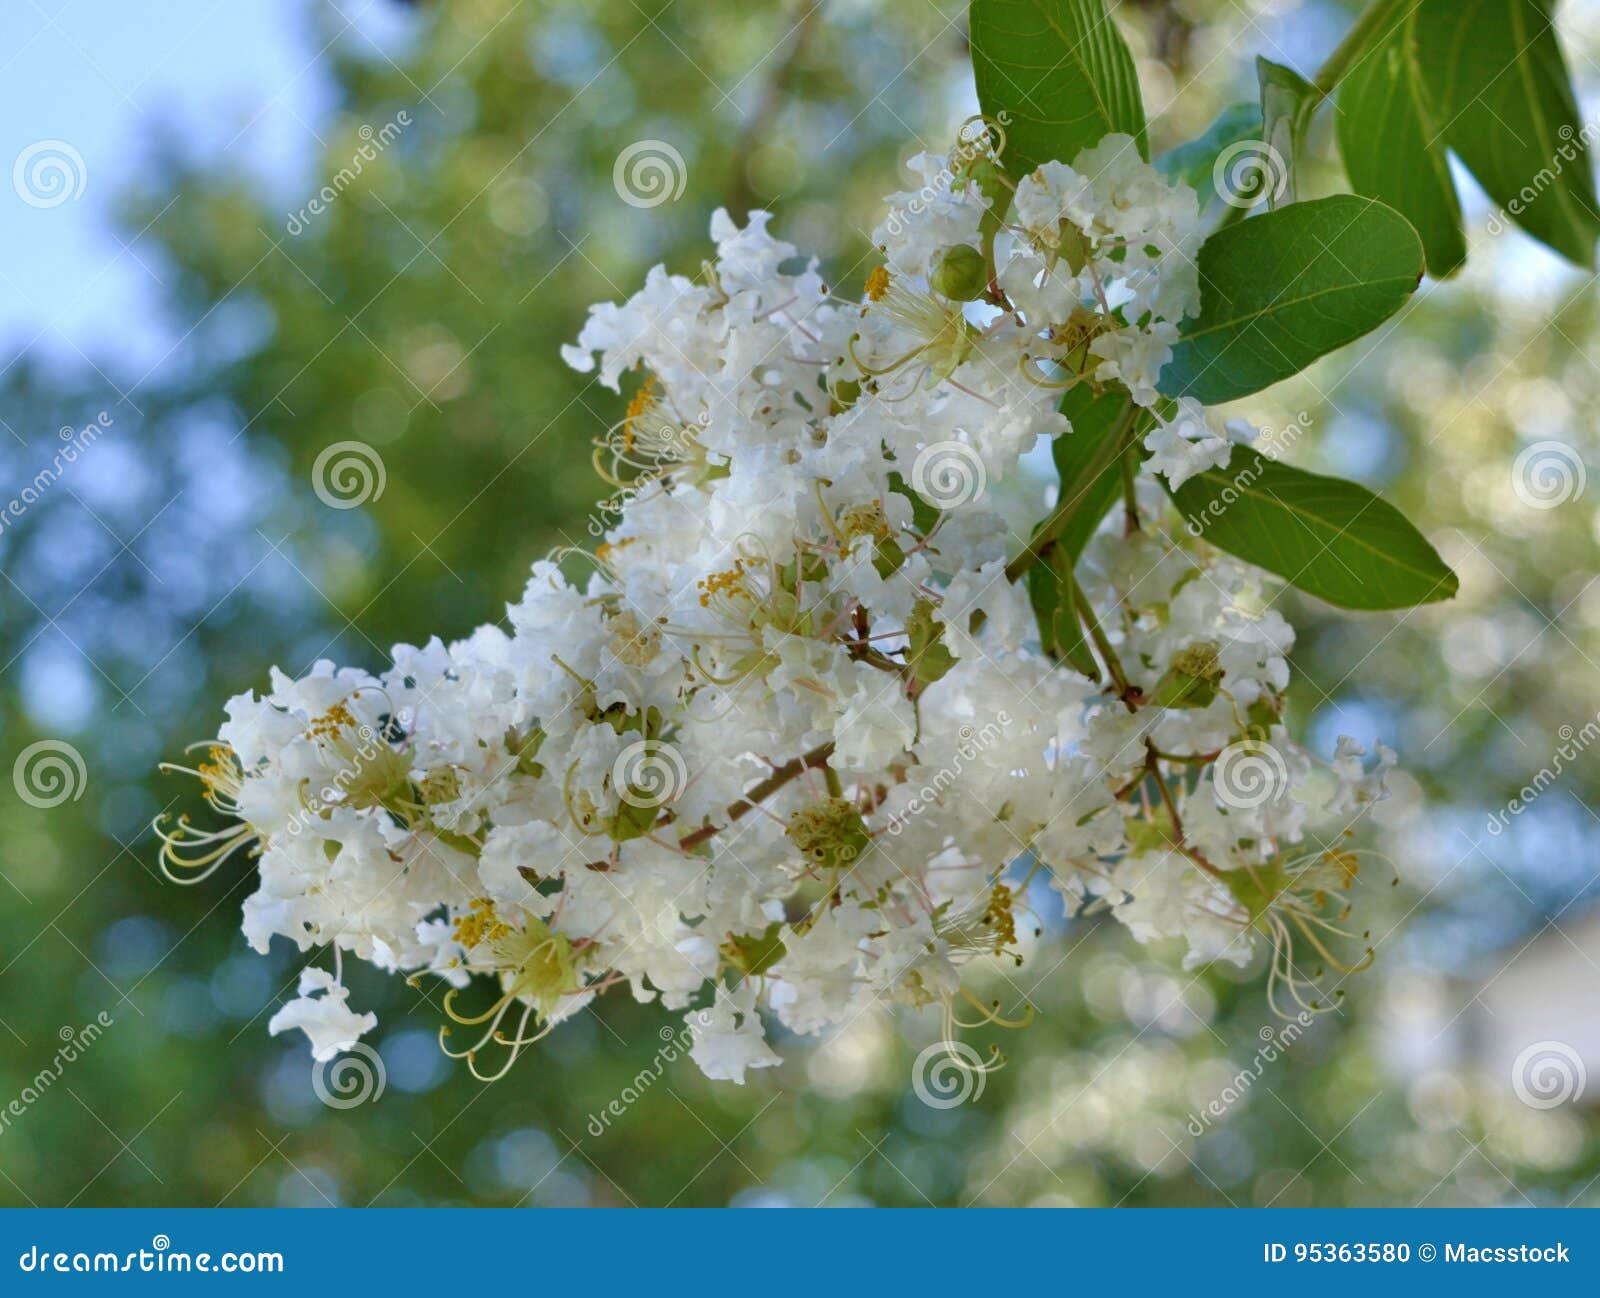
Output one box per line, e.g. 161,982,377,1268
929,243,988,301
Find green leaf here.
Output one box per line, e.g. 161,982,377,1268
888,470,940,536
873,533,906,579
1159,195,1423,404
1027,549,1099,677
1169,448,1458,610
1049,384,1137,565
1256,57,1318,208
721,922,787,976
970,0,1147,180
1156,102,1263,213
905,599,958,687
1338,6,1466,277
1415,0,1600,268
1023,385,1144,670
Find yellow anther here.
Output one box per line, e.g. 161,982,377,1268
622,375,657,453
696,559,750,607
983,882,1018,953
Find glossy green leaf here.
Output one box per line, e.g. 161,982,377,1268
1415,0,1600,267
1169,448,1458,610
1159,195,1423,404
1337,5,1466,276
970,0,1147,180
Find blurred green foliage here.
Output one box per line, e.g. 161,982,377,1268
2,0,1598,1207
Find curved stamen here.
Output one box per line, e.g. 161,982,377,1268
846,332,929,378
1019,353,1081,390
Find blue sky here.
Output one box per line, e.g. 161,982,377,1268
0,0,414,369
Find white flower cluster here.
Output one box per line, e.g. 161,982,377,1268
159,127,1393,1084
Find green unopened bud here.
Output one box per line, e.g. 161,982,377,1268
929,243,988,301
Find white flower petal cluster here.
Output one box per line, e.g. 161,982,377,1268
160,129,1392,1083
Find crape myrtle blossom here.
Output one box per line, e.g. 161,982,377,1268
157,125,1393,1085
